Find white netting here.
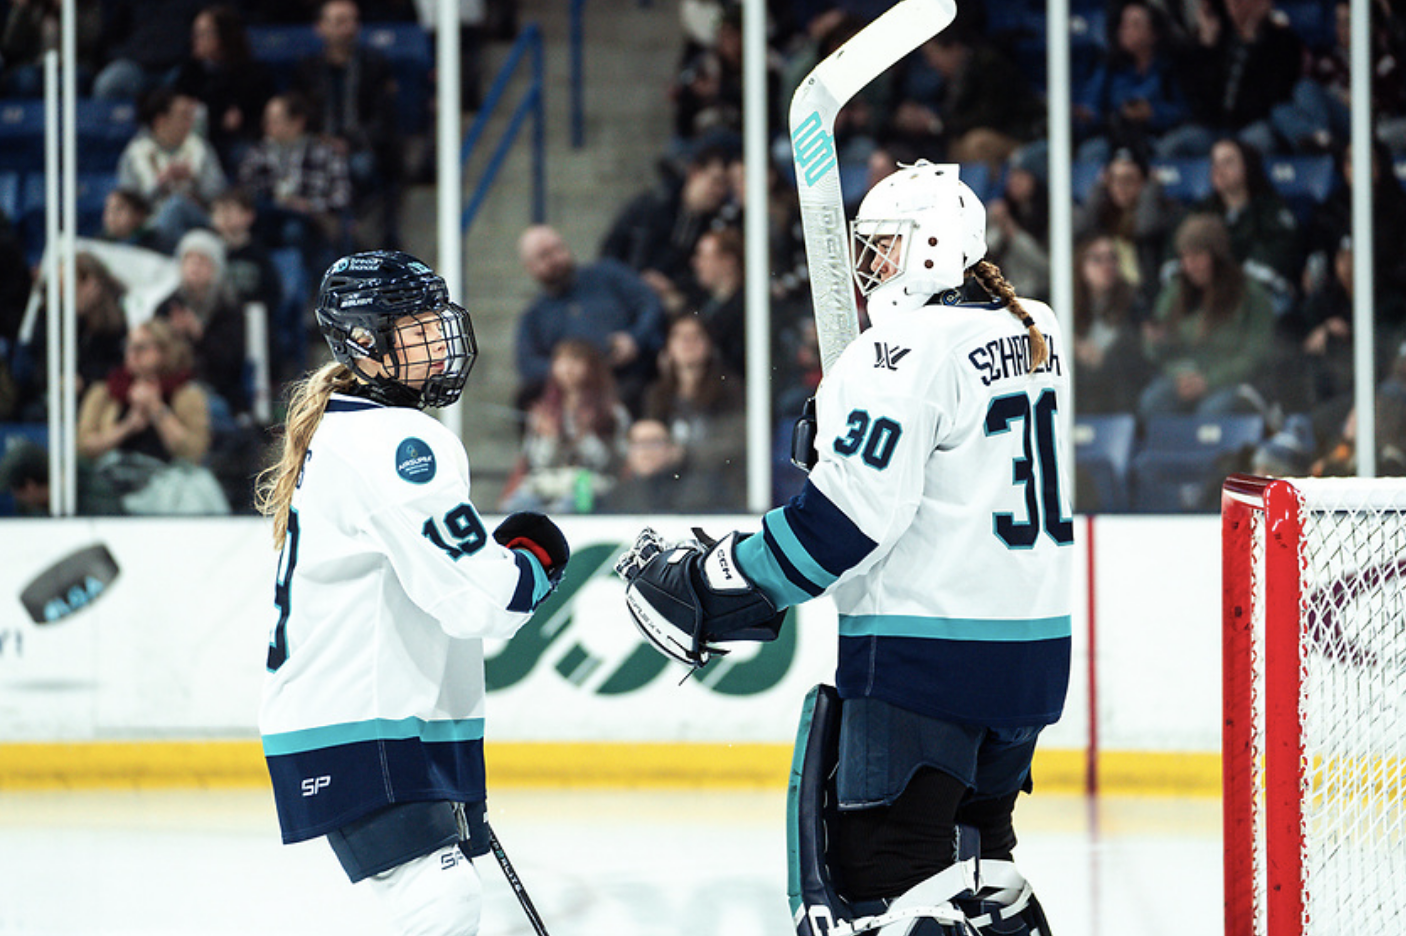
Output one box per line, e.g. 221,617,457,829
1292,478,1406,935
1248,508,1267,936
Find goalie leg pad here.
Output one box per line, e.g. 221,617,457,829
788,684,855,936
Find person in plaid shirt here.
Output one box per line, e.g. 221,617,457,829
238,91,351,275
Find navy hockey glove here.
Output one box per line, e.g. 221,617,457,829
790,396,818,472
494,511,570,585
614,527,785,668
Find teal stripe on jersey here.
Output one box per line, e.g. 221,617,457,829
262,716,486,756
764,509,840,592
837,613,1072,642
735,516,819,610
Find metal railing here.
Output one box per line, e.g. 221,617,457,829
459,23,546,235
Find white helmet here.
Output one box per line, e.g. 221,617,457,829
851,160,987,323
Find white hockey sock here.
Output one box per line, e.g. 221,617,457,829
363,843,482,936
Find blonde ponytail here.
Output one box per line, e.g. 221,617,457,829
254,363,360,546
970,259,1049,372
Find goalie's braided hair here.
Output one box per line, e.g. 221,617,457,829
970,259,1049,372
254,362,360,546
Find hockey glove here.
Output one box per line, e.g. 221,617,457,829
614,527,786,668
493,511,570,586
790,396,819,472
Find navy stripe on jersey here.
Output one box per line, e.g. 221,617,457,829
507,550,551,612
836,634,1070,728
735,480,877,609
327,398,383,413
265,736,487,843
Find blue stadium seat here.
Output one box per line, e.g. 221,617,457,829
247,24,321,86
363,23,433,134
0,171,20,223
75,98,138,173
1071,158,1102,203
1278,0,1334,50
1074,412,1136,513
1150,158,1212,203
959,162,993,203
0,101,48,172
1130,414,1265,512
1264,154,1337,224
19,172,115,260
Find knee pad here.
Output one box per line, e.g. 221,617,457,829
365,843,483,936
951,860,1053,936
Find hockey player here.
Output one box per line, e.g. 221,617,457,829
618,162,1070,935
256,250,570,936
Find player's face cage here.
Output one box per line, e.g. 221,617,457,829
851,218,913,297
385,303,477,409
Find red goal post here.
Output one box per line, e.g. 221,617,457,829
1222,474,1406,936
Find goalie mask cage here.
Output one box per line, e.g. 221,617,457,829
1221,474,1406,936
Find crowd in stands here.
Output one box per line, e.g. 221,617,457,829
4,0,1406,518
492,0,1406,517
0,0,452,515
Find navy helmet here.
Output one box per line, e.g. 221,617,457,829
315,250,477,409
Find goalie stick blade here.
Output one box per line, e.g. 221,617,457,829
788,0,958,375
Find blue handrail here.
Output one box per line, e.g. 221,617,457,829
460,23,545,234
571,0,585,148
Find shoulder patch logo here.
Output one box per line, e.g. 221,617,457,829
874,341,911,371
395,438,436,484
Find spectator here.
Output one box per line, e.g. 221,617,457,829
1,0,102,97
172,4,276,171
238,91,352,275
98,188,163,252
515,224,665,412
595,417,729,515
983,146,1050,299
1310,347,1406,478
0,438,50,516
13,251,131,421
1073,0,1191,164
209,188,290,378
291,0,401,244
499,339,630,515
92,0,207,100
1139,212,1278,417
641,313,745,507
116,86,228,252
210,188,281,322
1290,235,1406,417
1073,147,1184,304
76,317,225,514
600,144,733,308
885,27,1044,169
1195,137,1303,295
153,228,248,417
1160,0,1305,157
1071,234,1154,413
0,209,33,350
686,226,746,375
1301,139,1406,301
672,2,753,143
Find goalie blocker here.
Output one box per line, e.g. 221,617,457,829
614,528,786,668
789,686,1054,936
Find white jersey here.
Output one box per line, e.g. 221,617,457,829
259,393,553,844
736,297,1073,726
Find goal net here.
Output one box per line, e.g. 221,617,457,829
1221,474,1406,936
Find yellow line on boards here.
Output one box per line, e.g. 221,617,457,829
0,742,1222,796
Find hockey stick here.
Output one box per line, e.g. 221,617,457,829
788,0,958,374
486,823,551,936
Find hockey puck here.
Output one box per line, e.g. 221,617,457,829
19,543,121,625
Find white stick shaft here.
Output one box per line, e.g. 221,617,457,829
789,0,957,374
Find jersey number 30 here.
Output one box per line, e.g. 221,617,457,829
985,390,1073,549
